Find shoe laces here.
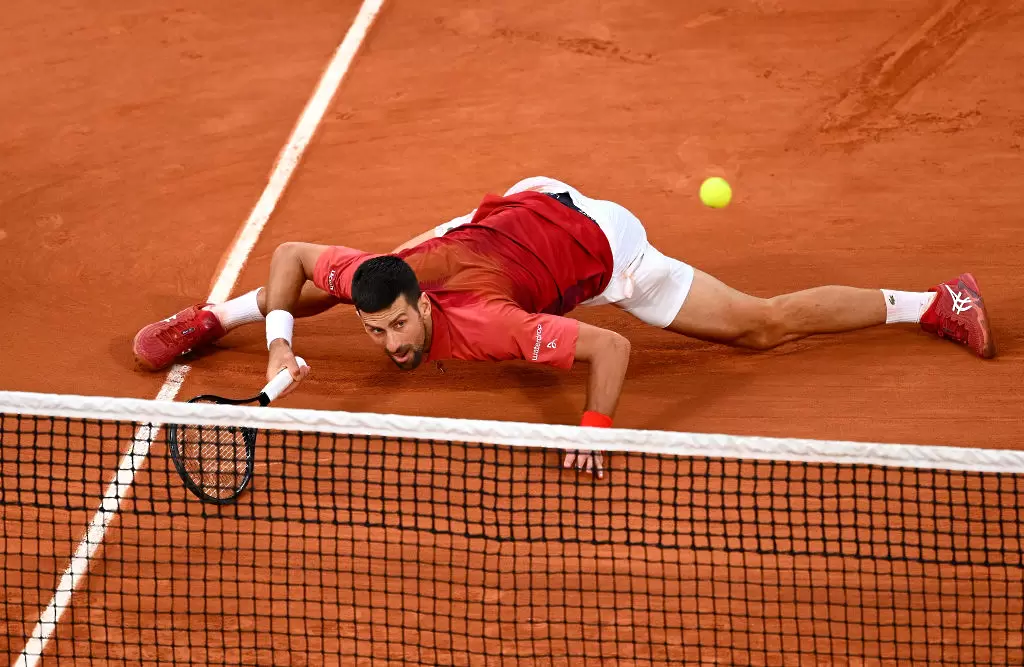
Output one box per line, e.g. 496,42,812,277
155,325,189,346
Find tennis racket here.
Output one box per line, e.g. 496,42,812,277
167,357,307,504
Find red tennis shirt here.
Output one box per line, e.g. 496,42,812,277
312,191,614,369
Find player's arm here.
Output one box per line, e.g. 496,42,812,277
480,306,629,477
563,322,631,479
573,322,631,418
502,310,630,422
264,242,331,313
264,242,330,386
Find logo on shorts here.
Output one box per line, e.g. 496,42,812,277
328,269,338,293
532,325,543,361
546,340,557,349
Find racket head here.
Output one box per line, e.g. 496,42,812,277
167,396,258,504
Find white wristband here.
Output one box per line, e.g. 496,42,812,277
265,310,294,349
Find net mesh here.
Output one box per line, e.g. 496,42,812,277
2,391,1023,666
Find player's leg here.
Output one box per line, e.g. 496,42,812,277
564,182,995,358
132,283,341,370
664,270,890,349
623,255,994,357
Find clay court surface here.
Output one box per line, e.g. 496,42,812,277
2,0,1024,664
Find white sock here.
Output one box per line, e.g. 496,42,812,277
205,288,265,331
881,289,936,324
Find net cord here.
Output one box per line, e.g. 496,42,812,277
2,389,1022,473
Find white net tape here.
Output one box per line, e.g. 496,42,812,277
2,390,1023,473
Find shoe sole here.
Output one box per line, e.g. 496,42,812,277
132,326,169,371
961,273,996,359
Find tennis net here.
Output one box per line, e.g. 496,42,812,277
2,389,1022,666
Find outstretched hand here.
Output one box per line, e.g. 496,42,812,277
562,450,605,479
267,340,310,399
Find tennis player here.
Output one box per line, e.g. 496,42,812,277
133,176,996,477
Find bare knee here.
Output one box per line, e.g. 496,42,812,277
733,298,788,350
664,270,796,349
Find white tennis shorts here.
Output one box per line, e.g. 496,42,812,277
504,176,695,328
435,176,695,328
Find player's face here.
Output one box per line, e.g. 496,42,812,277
357,293,431,371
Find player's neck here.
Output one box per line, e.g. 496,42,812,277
423,311,434,354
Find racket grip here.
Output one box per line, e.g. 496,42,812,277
260,356,308,405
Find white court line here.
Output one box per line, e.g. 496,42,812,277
14,2,386,665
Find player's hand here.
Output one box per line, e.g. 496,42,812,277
267,339,310,399
562,450,604,479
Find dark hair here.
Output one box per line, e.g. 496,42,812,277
351,255,421,313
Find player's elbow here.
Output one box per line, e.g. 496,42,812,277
272,242,302,266
272,242,323,280
606,330,631,360
576,323,631,365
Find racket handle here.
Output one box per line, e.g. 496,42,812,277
259,356,308,406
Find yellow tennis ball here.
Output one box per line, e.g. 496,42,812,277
700,177,732,209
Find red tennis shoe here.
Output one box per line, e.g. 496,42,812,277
920,273,995,359
132,304,226,370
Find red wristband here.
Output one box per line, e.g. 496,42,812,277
580,411,613,428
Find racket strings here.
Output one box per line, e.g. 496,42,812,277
168,395,259,503
180,423,249,500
